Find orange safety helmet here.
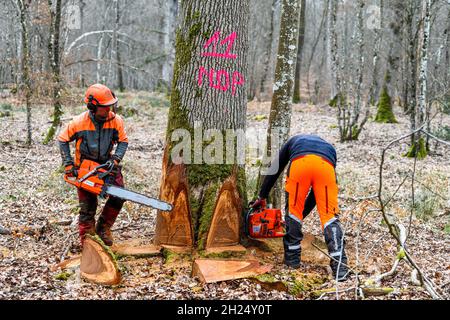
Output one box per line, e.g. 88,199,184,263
84,84,118,110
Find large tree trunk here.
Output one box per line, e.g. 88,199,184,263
292,0,306,103
44,0,63,144
154,0,250,252
260,0,300,208
17,0,32,145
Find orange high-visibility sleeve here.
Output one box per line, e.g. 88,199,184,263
58,120,77,142
115,115,128,143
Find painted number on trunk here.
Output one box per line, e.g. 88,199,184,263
198,31,245,96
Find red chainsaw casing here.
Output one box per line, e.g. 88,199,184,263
63,159,105,195
247,207,285,238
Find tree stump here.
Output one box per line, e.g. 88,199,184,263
80,235,121,285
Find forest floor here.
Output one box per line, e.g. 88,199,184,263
0,90,449,300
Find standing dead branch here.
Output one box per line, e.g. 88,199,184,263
378,127,449,299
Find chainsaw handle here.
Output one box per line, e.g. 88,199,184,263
97,161,115,180
78,162,113,183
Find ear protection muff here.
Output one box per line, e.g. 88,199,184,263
87,94,100,112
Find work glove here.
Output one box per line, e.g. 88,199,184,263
106,157,120,176
64,164,78,178
249,197,266,210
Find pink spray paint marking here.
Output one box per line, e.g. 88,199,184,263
231,71,244,96
198,67,231,92
197,31,244,95
214,70,230,91
197,67,245,95
197,66,207,86
201,31,237,59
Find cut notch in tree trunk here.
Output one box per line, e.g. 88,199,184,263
80,235,121,286
205,173,242,249
155,147,193,247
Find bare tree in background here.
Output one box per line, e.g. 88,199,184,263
329,0,368,141
406,0,433,158
157,0,178,92
292,0,306,103
259,0,279,100
16,0,32,145
114,0,125,92
44,0,63,144
260,0,300,208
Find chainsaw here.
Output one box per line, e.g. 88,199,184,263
64,159,173,212
245,204,286,239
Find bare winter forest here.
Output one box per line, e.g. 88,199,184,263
0,0,449,301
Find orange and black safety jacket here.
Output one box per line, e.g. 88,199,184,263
58,111,128,167
259,134,337,199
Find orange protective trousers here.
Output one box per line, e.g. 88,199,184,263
285,154,339,228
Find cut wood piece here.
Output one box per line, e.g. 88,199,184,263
206,174,242,248
111,242,161,257
204,245,246,255
155,149,193,247
80,236,121,285
50,255,81,272
192,259,272,284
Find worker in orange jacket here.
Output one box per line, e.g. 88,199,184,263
251,134,349,281
58,84,128,246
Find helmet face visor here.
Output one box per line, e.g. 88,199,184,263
94,105,111,121
110,101,118,113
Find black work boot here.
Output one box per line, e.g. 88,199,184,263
283,213,304,269
323,219,349,282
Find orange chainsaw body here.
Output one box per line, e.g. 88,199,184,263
247,207,285,239
63,159,106,195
